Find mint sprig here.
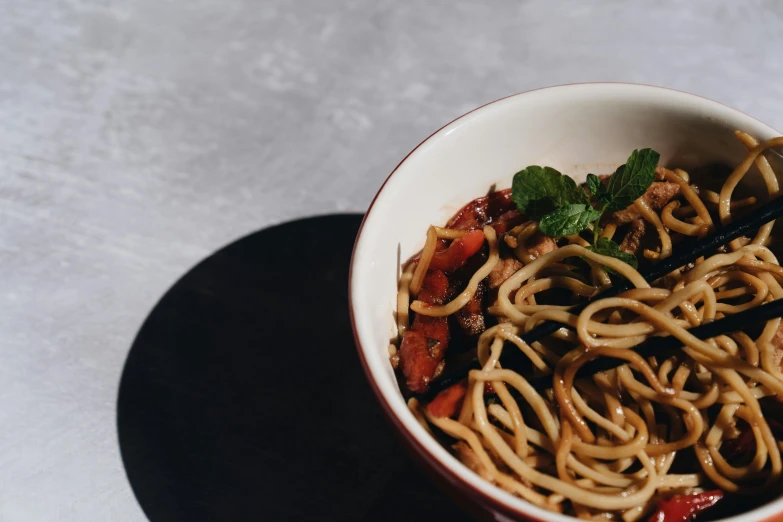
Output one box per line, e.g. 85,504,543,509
511,166,590,220
510,149,660,268
586,173,605,199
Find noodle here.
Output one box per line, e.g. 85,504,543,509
392,134,783,520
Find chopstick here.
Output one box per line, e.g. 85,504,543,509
417,194,783,398
524,296,783,391
519,193,783,345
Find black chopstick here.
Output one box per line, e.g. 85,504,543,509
417,194,783,398
519,193,783,345
524,297,783,390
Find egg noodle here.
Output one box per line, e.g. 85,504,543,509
393,133,783,520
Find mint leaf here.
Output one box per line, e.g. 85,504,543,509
586,173,605,197
539,204,602,237
558,173,591,207
512,166,589,219
605,149,660,212
587,237,638,269
586,173,612,207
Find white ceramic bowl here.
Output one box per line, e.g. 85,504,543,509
349,83,783,522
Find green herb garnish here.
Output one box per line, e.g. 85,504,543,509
511,149,660,267
510,166,590,220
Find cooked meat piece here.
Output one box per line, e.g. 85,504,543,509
654,165,669,181
492,209,526,234
448,197,487,231
646,181,682,208
485,189,516,223
611,182,681,224
619,218,646,255
527,232,557,259
452,441,494,481
488,256,524,288
448,189,516,230
773,322,783,371
612,208,639,224
455,282,486,336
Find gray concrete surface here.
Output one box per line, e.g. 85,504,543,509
1,0,782,519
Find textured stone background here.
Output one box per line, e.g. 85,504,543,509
1,0,782,520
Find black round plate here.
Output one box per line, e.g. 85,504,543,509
117,214,470,522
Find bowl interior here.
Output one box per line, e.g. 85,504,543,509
351,83,783,522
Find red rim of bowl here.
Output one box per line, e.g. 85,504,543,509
347,82,783,522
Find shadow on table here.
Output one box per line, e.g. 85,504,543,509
116,214,470,522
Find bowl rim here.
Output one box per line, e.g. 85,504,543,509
348,82,783,522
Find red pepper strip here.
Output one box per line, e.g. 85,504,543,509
647,491,723,522
412,314,449,347
428,230,486,272
491,209,526,234
399,331,442,393
399,270,451,393
426,380,468,418
417,270,450,305
413,270,450,347
722,418,783,461
412,239,447,263
425,380,497,418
